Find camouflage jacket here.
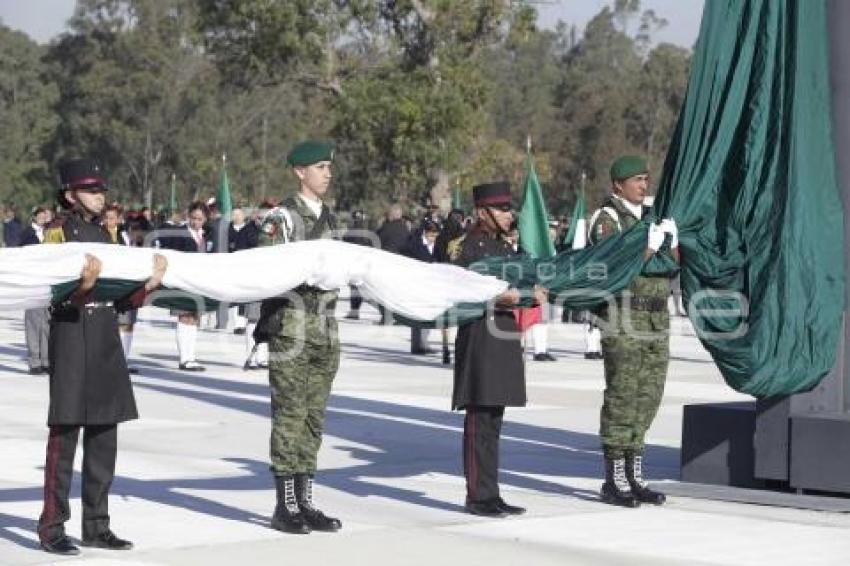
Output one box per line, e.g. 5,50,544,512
588,195,671,301
259,194,336,246
258,194,338,317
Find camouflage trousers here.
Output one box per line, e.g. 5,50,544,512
599,309,669,459
268,310,340,476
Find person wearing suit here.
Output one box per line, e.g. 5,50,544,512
401,218,441,354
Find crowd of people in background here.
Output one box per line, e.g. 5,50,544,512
1,196,685,376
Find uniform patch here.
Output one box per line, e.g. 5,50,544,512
597,222,609,237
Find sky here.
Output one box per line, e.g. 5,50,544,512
0,0,704,48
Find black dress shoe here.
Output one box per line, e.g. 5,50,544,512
234,327,246,335
495,497,526,515
28,367,46,375
533,352,556,362
464,499,507,518
82,530,133,550
585,351,603,360
128,366,140,374
178,361,206,372
40,535,80,555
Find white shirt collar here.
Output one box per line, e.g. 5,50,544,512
298,193,323,218
421,234,435,253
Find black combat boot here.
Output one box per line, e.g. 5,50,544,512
271,476,311,534
295,474,342,532
626,452,666,505
600,457,640,508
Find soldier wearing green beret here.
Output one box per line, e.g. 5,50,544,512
257,140,342,534
587,155,679,508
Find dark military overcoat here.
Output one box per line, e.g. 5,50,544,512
45,213,138,425
450,227,526,410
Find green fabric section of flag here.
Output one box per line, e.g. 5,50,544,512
169,175,177,215
517,152,556,259
563,192,586,248
50,279,221,312
452,182,463,211
218,161,233,218
647,0,844,397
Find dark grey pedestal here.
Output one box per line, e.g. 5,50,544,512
681,402,850,494
790,413,850,493
680,402,763,488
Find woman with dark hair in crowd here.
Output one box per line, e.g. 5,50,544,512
402,218,442,355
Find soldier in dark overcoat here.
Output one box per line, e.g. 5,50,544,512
37,158,168,556
448,181,548,517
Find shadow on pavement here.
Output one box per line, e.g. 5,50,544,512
0,363,679,549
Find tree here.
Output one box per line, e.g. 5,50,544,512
46,0,217,208
0,25,59,209
628,43,690,173
198,0,514,212
549,1,689,209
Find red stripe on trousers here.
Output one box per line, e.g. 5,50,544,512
41,426,61,537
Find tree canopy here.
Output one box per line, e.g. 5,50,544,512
0,0,691,221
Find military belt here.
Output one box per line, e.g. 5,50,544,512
83,301,115,308
55,300,114,308
617,296,667,312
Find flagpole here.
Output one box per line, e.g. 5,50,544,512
170,172,176,217
580,170,586,201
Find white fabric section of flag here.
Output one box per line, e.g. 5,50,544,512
0,240,508,319
571,218,587,250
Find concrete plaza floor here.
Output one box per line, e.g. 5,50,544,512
1,304,849,565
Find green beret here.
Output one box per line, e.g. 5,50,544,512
610,155,648,181
286,140,335,167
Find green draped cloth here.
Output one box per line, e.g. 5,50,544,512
464,0,844,398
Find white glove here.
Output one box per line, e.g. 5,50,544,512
659,218,679,248
647,223,665,252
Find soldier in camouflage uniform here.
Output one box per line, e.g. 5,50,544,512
257,140,342,535
588,155,679,508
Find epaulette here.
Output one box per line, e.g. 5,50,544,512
446,234,467,262
43,216,67,244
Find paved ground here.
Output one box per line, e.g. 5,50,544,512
1,303,849,565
